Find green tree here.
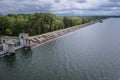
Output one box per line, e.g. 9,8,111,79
5,28,13,35
0,13,106,36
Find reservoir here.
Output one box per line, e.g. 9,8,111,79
0,18,120,80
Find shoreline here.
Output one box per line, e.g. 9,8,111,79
30,19,104,48
0,19,105,57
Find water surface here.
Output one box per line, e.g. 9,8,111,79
0,18,120,80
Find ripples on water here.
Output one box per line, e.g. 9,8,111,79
1,18,120,80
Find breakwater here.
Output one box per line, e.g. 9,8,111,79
30,20,103,48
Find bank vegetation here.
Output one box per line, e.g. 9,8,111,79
0,13,106,36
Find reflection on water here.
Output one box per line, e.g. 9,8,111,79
1,18,120,80
3,55,16,67
21,49,33,58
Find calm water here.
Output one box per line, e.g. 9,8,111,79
1,18,120,80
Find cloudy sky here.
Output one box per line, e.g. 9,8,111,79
0,0,120,16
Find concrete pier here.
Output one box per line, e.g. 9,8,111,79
19,33,30,48
0,33,30,57
7,42,15,54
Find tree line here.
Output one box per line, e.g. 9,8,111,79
0,13,106,36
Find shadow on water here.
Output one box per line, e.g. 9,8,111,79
21,48,33,58
2,55,16,67
0,48,33,67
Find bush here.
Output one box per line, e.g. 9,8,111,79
5,28,13,35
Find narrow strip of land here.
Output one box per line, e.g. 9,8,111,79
30,20,103,48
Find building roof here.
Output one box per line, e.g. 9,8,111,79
1,36,12,39
19,33,28,35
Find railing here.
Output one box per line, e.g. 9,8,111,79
13,39,21,47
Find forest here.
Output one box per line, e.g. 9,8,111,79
0,13,106,36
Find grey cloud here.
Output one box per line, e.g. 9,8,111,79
0,0,52,14
0,0,120,16
74,0,86,3
100,2,120,7
54,0,60,3
109,0,120,2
